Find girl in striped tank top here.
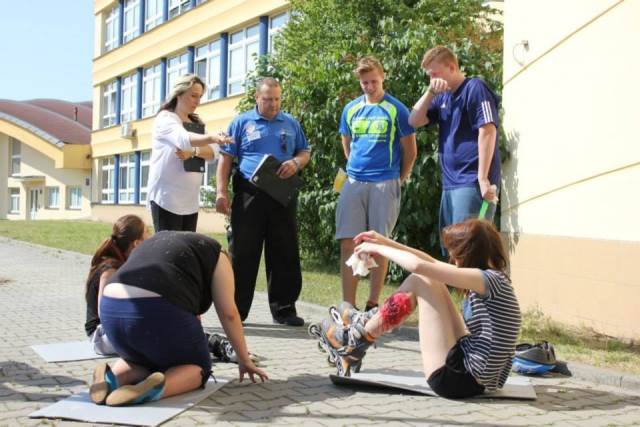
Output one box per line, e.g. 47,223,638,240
332,218,521,398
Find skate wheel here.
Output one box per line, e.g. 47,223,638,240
308,323,320,338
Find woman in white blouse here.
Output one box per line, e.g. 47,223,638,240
147,74,231,232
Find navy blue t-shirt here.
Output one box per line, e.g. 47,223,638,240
427,78,501,190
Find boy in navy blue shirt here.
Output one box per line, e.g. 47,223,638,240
409,46,501,252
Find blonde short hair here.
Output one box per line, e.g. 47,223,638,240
421,46,459,69
354,56,385,77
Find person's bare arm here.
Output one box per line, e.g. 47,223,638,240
399,134,417,183
97,268,116,318
477,123,497,201
215,154,233,215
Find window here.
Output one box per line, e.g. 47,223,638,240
101,157,115,203
200,159,217,206
166,52,189,94
168,0,191,19
195,39,221,101
9,188,19,213
142,63,162,117
68,187,82,209
269,12,290,53
122,0,141,43
118,153,136,204
46,187,59,209
120,72,137,123
139,151,151,202
145,0,163,30
195,0,207,5
228,24,259,95
104,6,120,52
10,138,20,175
102,81,118,128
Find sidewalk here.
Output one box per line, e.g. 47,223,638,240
1,236,639,426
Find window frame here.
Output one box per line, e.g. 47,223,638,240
269,11,290,53
67,186,82,210
45,186,60,209
9,188,20,213
195,39,222,102
166,51,189,94
120,72,138,123
139,150,151,203
227,24,260,96
118,153,137,204
104,6,120,52
100,157,115,204
168,0,191,19
10,138,20,176
123,0,141,43
142,63,162,118
145,0,163,31
101,81,118,128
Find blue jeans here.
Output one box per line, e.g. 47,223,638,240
439,186,497,255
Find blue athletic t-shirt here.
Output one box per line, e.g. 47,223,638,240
427,78,501,190
340,93,415,182
221,107,309,180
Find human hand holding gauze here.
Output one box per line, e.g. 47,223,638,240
345,252,378,276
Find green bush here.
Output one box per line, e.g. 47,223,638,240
237,0,504,281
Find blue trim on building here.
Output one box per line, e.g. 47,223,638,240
114,154,121,205
134,151,141,204
220,32,228,99
160,57,167,102
187,46,195,74
118,0,125,47
115,77,123,126
162,0,169,22
139,0,146,36
136,68,143,120
190,0,197,9
259,16,269,56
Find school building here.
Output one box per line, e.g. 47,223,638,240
91,0,289,229
0,99,92,220
501,0,639,339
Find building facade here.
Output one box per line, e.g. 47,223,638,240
0,100,92,220
501,0,639,339
92,0,289,229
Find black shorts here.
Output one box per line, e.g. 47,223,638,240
427,339,485,399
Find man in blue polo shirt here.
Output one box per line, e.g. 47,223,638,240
337,56,416,311
409,46,501,251
216,77,310,326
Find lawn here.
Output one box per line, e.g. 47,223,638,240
2,219,640,375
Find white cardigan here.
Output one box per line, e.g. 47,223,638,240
146,110,208,215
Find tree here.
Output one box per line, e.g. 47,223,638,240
239,0,504,280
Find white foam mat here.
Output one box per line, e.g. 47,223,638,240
330,370,537,400
30,377,229,426
31,341,109,362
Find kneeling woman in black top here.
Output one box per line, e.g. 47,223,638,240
90,231,267,406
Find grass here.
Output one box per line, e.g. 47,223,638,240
2,219,640,375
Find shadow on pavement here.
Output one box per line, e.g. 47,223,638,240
0,360,85,402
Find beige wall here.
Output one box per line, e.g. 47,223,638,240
502,0,639,338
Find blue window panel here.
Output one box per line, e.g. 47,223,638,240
118,0,125,47
219,32,228,99
187,46,195,74
139,0,146,35
136,68,143,120
160,57,168,102
115,77,123,126
114,154,121,205
162,0,169,22
134,151,141,204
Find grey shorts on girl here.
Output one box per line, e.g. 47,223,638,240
335,177,401,239
89,324,117,356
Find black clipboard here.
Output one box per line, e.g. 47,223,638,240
250,154,303,206
182,122,206,173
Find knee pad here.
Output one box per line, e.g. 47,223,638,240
379,292,412,329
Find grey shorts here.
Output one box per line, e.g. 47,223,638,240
335,177,401,239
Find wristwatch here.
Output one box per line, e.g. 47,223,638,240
291,157,301,172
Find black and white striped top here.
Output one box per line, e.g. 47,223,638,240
459,269,521,391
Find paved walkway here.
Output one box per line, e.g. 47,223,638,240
1,236,640,426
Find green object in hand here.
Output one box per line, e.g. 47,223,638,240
478,200,489,219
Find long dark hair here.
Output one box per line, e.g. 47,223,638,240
442,218,508,274
85,215,146,301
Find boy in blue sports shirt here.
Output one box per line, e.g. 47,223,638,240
336,56,417,311
409,46,501,251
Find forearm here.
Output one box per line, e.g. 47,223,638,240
216,155,232,197
409,90,434,128
188,132,215,147
399,136,417,182
341,136,351,160
293,150,311,170
477,126,496,182
198,145,215,161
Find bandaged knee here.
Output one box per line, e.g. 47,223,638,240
379,292,412,329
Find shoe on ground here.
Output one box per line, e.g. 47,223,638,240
272,305,304,326
105,372,165,406
90,362,117,405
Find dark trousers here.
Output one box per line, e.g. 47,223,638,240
230,175,302,320
150,200,198,233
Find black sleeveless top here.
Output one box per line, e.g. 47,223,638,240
84,262,115,336
109,231,222,315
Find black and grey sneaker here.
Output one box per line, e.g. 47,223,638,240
207,333,261,364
